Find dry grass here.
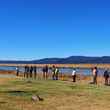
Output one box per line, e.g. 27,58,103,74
0,70,16,75
1,63,110,68
0,77,109,110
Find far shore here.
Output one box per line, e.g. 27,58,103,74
1,63,110,68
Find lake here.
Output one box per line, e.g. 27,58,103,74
0,66,106,76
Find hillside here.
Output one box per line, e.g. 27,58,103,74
0,56,110,64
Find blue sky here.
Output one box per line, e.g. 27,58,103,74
0,0,110,60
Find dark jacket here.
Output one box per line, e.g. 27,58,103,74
104,71,109,78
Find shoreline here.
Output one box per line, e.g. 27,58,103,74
0,70,106,85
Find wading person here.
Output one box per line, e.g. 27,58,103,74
104,69,109,85
92,67,98,84
72,69,76,82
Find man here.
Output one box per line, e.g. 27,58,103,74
52,65,56,80
45,65,48,79
30,66,33,78
26,66,29,78
16,66,19,76
104,69,109,85
33,66,37,79
72,69,76,82
42,66,46,79
92,67,98,84
24,65,27,78
55,67,59,80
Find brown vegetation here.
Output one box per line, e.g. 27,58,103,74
1,63,110,68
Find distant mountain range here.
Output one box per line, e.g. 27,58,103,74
1,56,110,64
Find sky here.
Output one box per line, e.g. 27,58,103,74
0,0,110,60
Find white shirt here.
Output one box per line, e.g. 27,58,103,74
72,70,76,76
92,69,97,76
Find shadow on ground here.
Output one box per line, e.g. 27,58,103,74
0,90,38,97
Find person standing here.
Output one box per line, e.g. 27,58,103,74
92,67,98,84
45,65,48,79
42,65,48,79
55,67,59,80
26,66,29,79
42,66,46,79
24,65,27,78
72,69,76,82
33,66,37,79
52,65,56,80
104,69,109,85
30,66,33,78
16,66,19,76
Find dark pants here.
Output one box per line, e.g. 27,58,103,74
24,72,26,78
105,77,109,85
52,73,55,80
16,71,19,76
30,72,32,78
34,72,37,79
72,75,76,82
52,73,58,80
56,74,58,80
93,75,97,84
43,72,48,79
26,72,29,78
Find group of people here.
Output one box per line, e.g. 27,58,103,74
16,65,60,80
42,65,49,79
51,65,59,80
72,67,110,86
16,65,110,85
91,67,110,85
24,66,37,79
42,65,59,80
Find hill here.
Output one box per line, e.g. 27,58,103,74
0,56,110,64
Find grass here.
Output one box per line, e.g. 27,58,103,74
1,63,110,70
0,78,110,110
